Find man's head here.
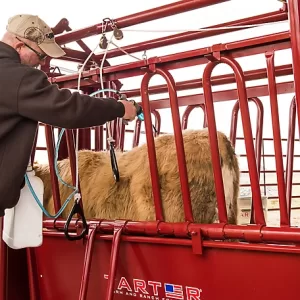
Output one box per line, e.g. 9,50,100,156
2,14,65,67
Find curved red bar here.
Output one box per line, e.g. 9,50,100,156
286,96,296,221
266,51,289,226
141,67,193,222
203,56,265,225
182,104,206,129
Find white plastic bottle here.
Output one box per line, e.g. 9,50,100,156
2,162,44,249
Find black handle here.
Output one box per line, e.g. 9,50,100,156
64,201,88,241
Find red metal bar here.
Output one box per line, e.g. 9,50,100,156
55,0,229,45
26,249,39,300
140,73,169,221
94,9,288,61
132,109,161,148
45,125,62,213
287,0,300,140
65,130,84,218
230,98,264,173
117,119,126,151
0,219,7,300
266,51,289,227
141,67,193,222
202,61,228,224
105,222,127,300
182,104,206,129
123,64,293,98
79,223,99,300
203,55,265,225
147,81,294,111
230,97,264,224
42,219,300,244
132,119,142,148
286,96,296,218
152,110,161,137
52,31,291,88
30,128,39,165
95,126,104,151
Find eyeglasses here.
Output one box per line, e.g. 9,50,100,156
16,37,47,61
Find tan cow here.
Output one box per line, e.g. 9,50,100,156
34,129,240,224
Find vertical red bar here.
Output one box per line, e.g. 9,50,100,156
79,225,98,300
203,61,228,224
132,120,142,148
45,125,62,213
266,51,289,226
141,68,194,222
230,97,264,224
229,101,239,148
95,126,104,151
141,73,165,221
286,97,296,219
152,110,161,137
26,248,39,300
66,130,82,198
158,68,193,222
203,56,265,225
287,0,300,140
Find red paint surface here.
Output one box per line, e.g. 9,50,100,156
27,235,300,300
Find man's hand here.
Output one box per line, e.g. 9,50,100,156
118,99,137,121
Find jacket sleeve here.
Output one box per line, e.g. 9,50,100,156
16,67,125,129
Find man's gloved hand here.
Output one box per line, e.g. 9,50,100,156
118,99,137,121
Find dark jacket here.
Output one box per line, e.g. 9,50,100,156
0,41,125,216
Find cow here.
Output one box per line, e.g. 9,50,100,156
33,129,240,224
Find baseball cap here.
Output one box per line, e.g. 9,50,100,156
6,14,66,58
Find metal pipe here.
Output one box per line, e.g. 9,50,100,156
141,67,193,222
286,96,296,221
141,81,294,111
45,125,62,213
132,119,142,148
105,223,126,300
202,61,228,224
124,64,293,98
79,223,98,300
266,51,289,227
204,56,265,225
229,97,264,224
26,248,39,300
42,219,300,244
160,68,193,222
140,72,165,221
230,98,264,167
55,0,230,45
182,104,206,129
95,9,288,60
287,0,300,141
52,32,291,88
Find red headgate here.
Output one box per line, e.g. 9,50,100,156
1,0,300,299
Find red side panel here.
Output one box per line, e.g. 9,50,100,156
33,235,300,300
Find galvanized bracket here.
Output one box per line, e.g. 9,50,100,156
191,229,203,255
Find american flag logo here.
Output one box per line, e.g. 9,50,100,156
164,283,184,299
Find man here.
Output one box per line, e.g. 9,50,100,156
0,14,137,216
